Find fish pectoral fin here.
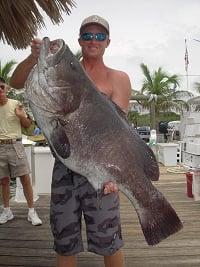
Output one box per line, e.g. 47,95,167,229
50,124,70,159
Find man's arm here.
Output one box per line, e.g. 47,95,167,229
10,38,42,89
10,55,37,89
15,104,32,128
19,116,32,128
104,70,132,195
111,71,132,113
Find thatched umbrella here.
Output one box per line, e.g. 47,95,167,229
0,0,75,49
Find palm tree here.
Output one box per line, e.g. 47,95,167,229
194,82,200,94
134,63,193,129
190,82,200,111
0,59,17,83
127,110,140,128
0,60,25,101
0,0,75,49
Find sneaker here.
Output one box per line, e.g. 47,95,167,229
28,210,42,226
0,209,14,224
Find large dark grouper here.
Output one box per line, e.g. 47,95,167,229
25,37,183,245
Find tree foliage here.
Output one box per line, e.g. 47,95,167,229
0,0,75,49
136,63,193,129
194,82,200,94
0,59,17,83
0,59,24,101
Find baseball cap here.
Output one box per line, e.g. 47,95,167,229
80,15,109,34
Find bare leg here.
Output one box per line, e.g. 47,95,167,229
104,249,124,267
20,174,34,208
1,177,10,207
56,255,77,267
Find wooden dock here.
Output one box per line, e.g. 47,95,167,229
0,165,200,267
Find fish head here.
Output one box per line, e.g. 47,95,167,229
26,37,84,116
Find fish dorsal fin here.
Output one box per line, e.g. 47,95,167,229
112,101,159,181
101,93,159,181
110,99,159,181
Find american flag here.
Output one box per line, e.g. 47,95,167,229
184,39,189,72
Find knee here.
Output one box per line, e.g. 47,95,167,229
1,177,10,186
20,175,31,187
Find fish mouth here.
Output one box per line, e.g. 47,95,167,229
34,37,70,115
40,37,66,66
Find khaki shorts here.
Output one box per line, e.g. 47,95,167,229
50,158,123,256
0,141,30,179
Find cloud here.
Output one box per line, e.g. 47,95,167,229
1,0,200,92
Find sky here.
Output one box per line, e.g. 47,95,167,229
1,0,200,93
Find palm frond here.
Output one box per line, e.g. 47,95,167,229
194,82,200,94
0,59,17,83
131,89,142,96
171,90,193,99
159,99,189,113
0,0,75,49
140,63,153,93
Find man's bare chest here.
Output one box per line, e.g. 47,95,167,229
91,76,113,97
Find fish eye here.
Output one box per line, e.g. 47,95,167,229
70,61,76,70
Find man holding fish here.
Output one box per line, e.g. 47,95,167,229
11,15,132,267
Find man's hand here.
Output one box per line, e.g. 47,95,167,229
30,38,60,59
15,104,32,128
30,38,42,61
15,104,26,119
103,181,118,195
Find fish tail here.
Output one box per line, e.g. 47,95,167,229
138,193,183,245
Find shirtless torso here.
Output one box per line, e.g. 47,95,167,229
82,59,132,113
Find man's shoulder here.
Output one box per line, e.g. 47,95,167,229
107,67,130,81
108,67,132,100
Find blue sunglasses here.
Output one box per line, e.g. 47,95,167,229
80,32,107,42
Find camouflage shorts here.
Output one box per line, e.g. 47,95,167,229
0,141,30,179
50,158,123,256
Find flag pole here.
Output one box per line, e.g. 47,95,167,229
184,38,189,90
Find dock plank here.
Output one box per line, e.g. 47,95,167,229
0,165,200,266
